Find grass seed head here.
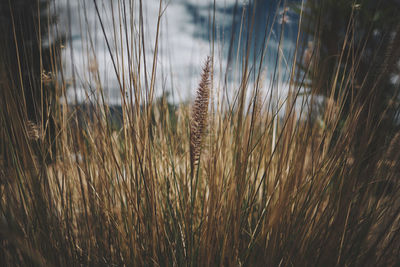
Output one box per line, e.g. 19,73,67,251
190,56,211,173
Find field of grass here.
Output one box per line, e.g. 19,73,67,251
1,0,400,266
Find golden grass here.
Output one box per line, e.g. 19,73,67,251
1,1,400,266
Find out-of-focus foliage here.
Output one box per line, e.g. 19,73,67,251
297,0,400,97
0,0,63,163
296,0,400,144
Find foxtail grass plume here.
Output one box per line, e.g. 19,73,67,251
190,56,211,174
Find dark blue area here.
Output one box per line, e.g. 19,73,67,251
182,0,302,89
183,0,301,62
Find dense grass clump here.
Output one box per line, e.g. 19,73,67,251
1,0,399,266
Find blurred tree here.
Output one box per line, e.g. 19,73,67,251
296,0,400,142
0,0,63,165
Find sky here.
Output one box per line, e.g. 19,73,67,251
56,0,300,108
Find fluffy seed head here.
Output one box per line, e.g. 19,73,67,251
190,56,211,173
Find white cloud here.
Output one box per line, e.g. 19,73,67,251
55,0,297,110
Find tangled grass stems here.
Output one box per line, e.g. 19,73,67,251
0,0,400,266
